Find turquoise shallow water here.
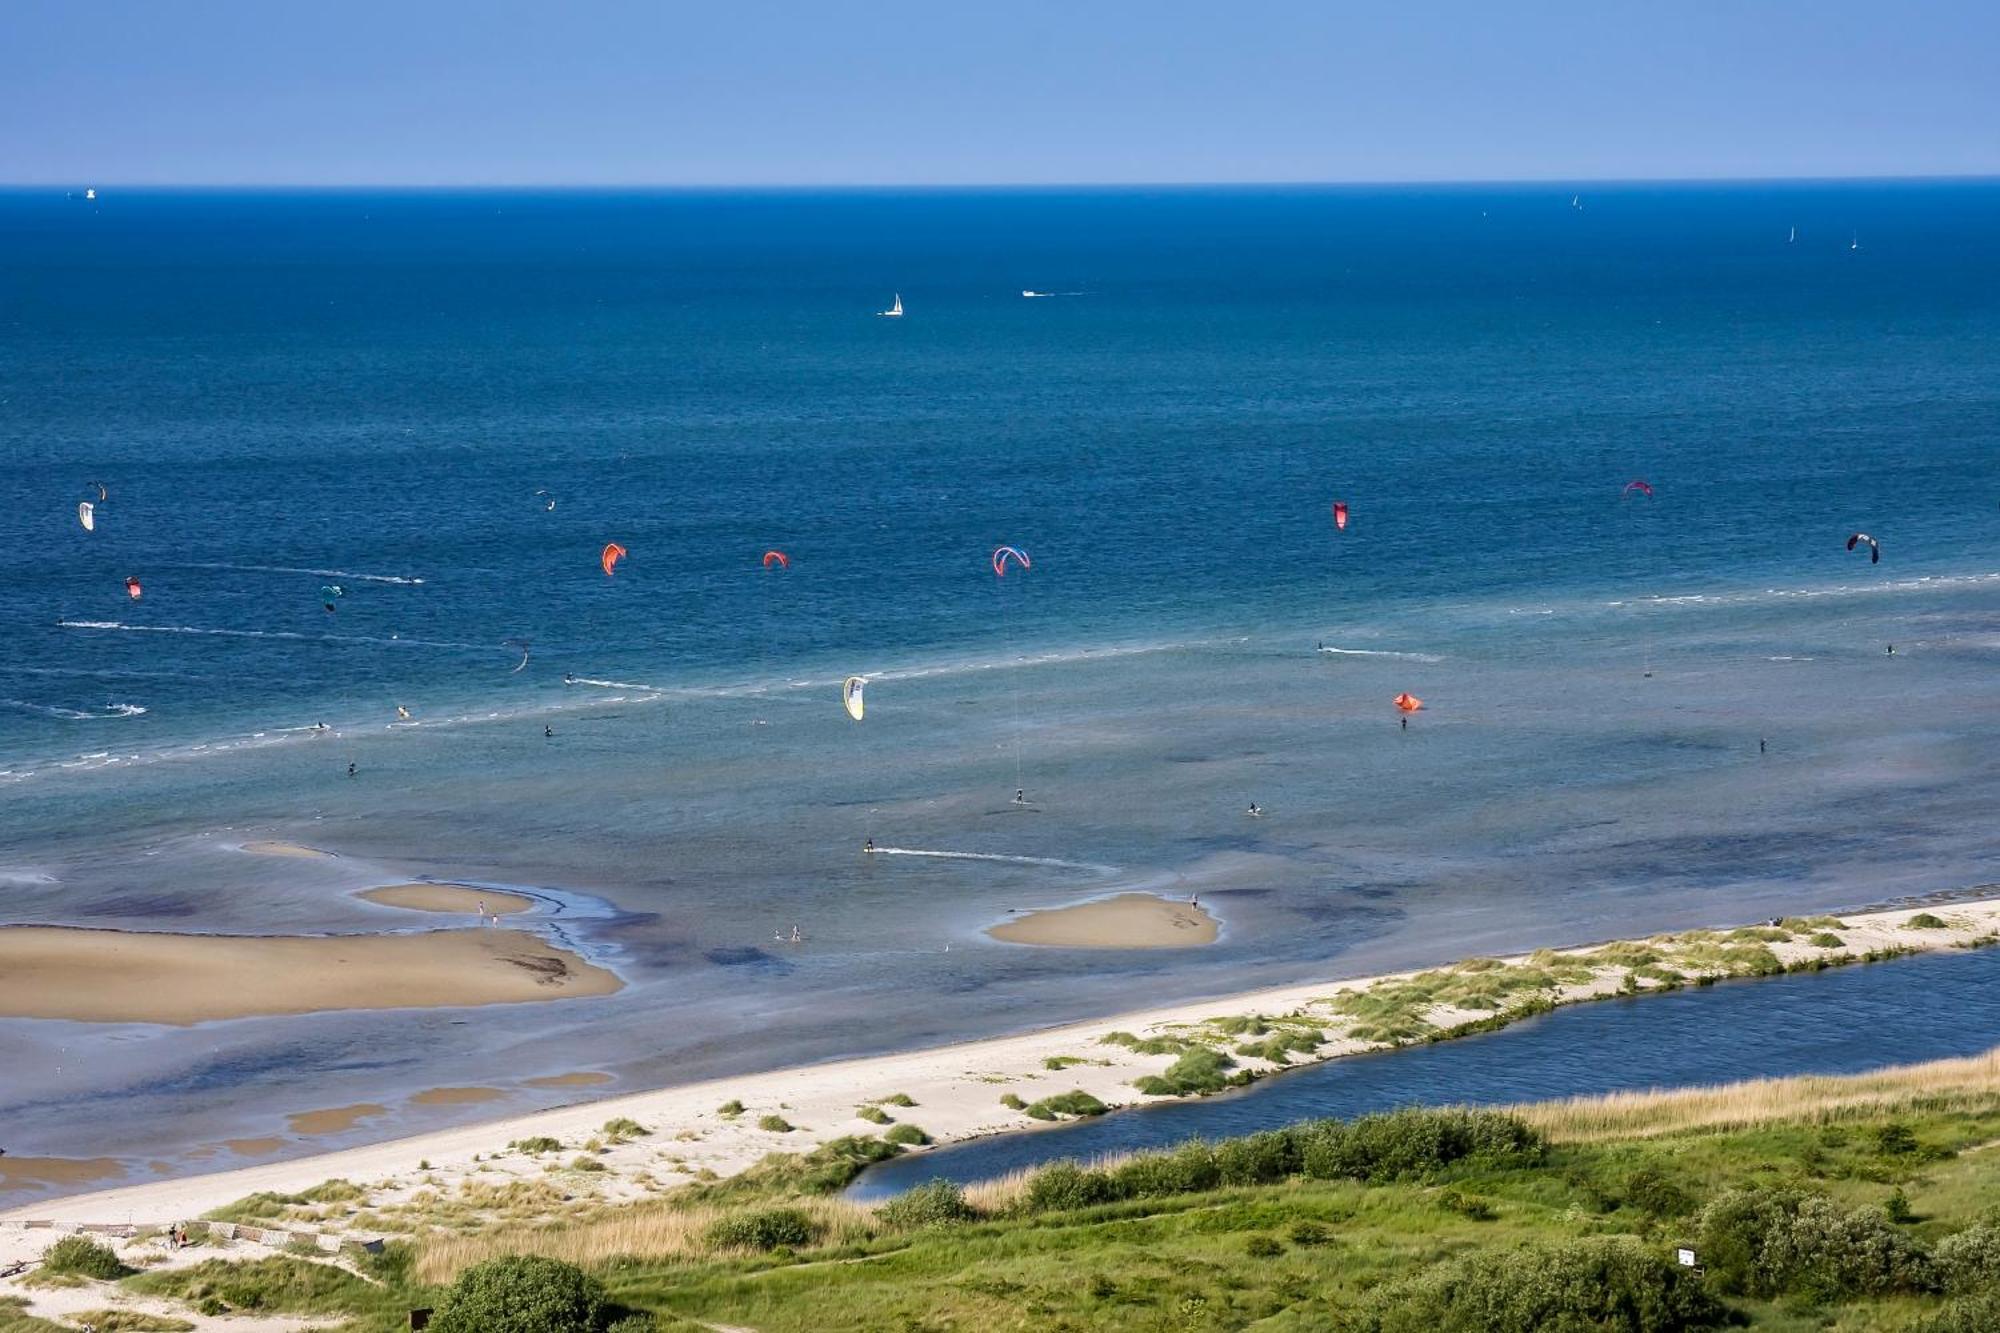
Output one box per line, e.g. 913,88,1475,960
0,184,1996,1189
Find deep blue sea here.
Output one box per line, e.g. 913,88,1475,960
2,183,1997,1188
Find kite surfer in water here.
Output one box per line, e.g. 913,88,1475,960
864,837,875,853
1012,788,1028,806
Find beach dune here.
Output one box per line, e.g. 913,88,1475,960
0,925,620,1025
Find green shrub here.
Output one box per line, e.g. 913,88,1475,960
1935,1224,2000,1293
1244,1234,1284,1258
41,1235,129,1279
1215,1130,1301,1185
884,1123,931,1146
757,1114,795,1133
1024,1161,1119,1213
1809,931,1845,948
1042,1055,1085,1070
1288,1219,1334,1246
1024,1090,1108,1121
510,1136,562,1154
1907,912,1950,929
857,1104,892,1124
717,1099,744,1117
1696,1185,1932,1300
1298,1108,1546,1183
1108,1141,1221,1198
999,1093,1027,1110
568,1155,607,1173
704,1207,821,1252
880,1093,917,1107
1625,1164,1697,1219
430,1255,606,1333
1884,1187,1914,1223
1436,1188,1496,1220
876,1179,977,1229
604,1317,658,1333
1915,1291,2000,1333
1873,1122,1918,1156
1351,1236,1726,1333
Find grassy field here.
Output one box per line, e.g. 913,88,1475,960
21,1050,2000,1332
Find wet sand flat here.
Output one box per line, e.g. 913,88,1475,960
0,1156,126,1199
410,1086,507,1107
989,893,1219,948
523,1071,615,1089
358,883,533,915
287,1104,388,1136
0,926,621,1024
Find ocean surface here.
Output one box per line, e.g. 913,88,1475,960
2,183,1998,1187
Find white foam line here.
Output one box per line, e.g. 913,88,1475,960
869,847,1118,874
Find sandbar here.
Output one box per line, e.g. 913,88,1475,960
358,883,533,915
0,1156,125,1199
989,892,1218,948
0,926,621,1024
239,840,336,859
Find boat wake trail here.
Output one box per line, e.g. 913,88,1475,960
568,676,664,692
869,847,1117,874
178,563,426,585
1317,646,1445,663
2,698,148,720
58,621,480,650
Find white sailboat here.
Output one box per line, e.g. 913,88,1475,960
84,188,96,201
1787,225,1796,243
1849,233,1860,252
877,293,903,318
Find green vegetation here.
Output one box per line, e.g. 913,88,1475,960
1023,1089,1109,1121
569,1155,608,1173
998,1092,1028,1110
703,1207,821,1253
126,1255,381,1318
430,1255,609,1333
879,1092,917,1107
756,1114,795,1133
510,1135,564,1154
1810,930,1846,948
855,1103,892,1124
883,1122,932,1146
78,1042,2000,1333
875,1179,976,1229
1042,1054,1086,1070
202,1177,365,1225
39,1235,130,1280
600,1117,650,1141
1133,1045,1235,1095
715,1099,743,1117
1908,912,1951,929
63,1314,195,1332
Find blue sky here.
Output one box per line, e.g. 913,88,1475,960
6,0,1997,185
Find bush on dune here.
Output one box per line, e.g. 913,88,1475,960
1349,1236,1728,1333
429,1255,606,1333
876,1178,978,1229
1696,1185,1931,1300
40,1235,130,1280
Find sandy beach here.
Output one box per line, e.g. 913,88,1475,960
357,883,534,915
237,840,337,859
5,896,1993,1233
0,925,620,1024
989,892,1219,947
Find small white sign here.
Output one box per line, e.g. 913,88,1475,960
1676,1248,1697,1267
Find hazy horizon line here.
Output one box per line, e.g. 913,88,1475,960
9,172,1998,194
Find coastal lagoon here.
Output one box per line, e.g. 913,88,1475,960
2,183,1997,1180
